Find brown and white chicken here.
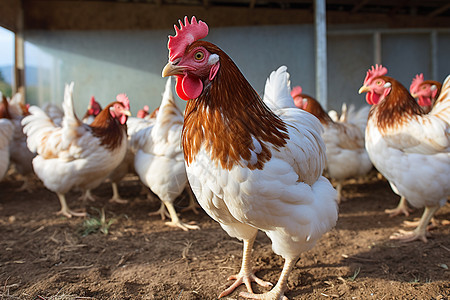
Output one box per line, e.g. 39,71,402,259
22,83,131,217
410,73,442,114
292,87,372,203
359,65,450,242
162,17,338,299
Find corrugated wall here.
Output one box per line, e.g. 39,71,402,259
24,26,449,115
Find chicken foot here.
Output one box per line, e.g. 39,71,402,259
109,182,128,204
78,189,98,203
163,201,199,231
148,202,170,220
402,217,440,231
56,193,86,218
390,206,439,242
385,196,413,217
240,255,297,300
219,236,273,298
180,187,201,214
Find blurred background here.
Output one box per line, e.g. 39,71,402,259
1,0,449,114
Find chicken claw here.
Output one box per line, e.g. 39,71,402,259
389,229,430,243
78,189,98,202
385,197,413,217
390,206,439,243
165,220,200,231
219,272,273,298
148,202,170,220
57,193,86,218
402,217,439,231
56,208,87,218
239,290,288,300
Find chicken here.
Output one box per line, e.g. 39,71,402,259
22,83,131,217
5,93,36,191
82,96,102,125
136,105,150,119
0,118,14,181
130,77,199,231
41,102,64,126
358,65,450,242
162,17,338,299
292,87,372,203
410,73,442,114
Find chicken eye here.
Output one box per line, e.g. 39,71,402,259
422,86,427,90
194,51,204,61
376,81,382,85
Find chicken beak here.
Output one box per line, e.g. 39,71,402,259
358,86,370,94
162,62,185,77
411,93,417,98
124,110,132,117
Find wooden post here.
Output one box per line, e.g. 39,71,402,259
14,0,25,97
315,0,327,109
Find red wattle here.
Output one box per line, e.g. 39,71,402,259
175,76,190,100
365,93,373,105
418,96,432,107
182,74,203,100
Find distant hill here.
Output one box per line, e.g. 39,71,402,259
0,65,13,84
0,65,40,85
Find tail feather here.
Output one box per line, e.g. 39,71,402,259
61,82,84,149
21,106,56,153
431,75,450,124
263,66,296,111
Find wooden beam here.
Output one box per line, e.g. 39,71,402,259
0,0,21,32
428,3,450,18
351,0,370,14
21,0,450,30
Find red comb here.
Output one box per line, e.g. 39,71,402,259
168,16,209,61
410,73,424,93
364,64,388,85
90,96,96,105
116,93,130,110
291,86,303,98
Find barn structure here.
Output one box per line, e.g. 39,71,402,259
1,0,450,114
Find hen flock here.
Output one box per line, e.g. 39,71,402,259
1,16,449,300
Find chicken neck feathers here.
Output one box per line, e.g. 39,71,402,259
182,41,289,171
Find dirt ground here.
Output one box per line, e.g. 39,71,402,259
0,171,449,300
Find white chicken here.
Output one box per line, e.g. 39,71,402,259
22,83,131,217
292,89,372,203
5,92,37,191
359,65,450,242
0,118,14,181
162,17,338,299
130,77,199,231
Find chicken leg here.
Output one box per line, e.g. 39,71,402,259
78,189,98,203
163,201,200,231
240,255,298,300
56,193,86,218
181,186,201,214
390,205,439,242
219,235,273,298
109,182,128,204
385,196,413,217
148,202,170,220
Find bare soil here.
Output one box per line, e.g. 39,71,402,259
0,171,449,300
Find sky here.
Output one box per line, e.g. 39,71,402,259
0,27,14,66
